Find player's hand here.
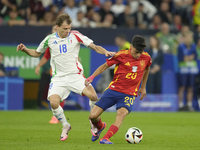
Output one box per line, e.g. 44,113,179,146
105,51,116,57
138,87,146,100
35,66,40,76
85,75,94,86
17,43,27,52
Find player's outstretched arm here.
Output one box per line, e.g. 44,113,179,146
85,62,110,86
138,67,150,100
35,56,49,75
88,43,115,57
17,43,42,57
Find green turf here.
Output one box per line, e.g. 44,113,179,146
0,110,199,150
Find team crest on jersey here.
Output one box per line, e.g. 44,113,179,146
132,66,138,72
140,60,145,70
68,37,72,44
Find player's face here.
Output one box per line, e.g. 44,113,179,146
57,21,71,38
130,45,143,59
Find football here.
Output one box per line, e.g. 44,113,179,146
125,127,143,144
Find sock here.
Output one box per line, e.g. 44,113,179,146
52,105,68,127
89,119,98,133
187,101,192,107
60,100,65,108
92,118,103,130
89,100,97,110
103,125,118,139
179,101,184,108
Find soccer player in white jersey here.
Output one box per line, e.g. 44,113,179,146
17,13,115,141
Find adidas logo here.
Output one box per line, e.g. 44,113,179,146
52,40,57,44
125,62,130,66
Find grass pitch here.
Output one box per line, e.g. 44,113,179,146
0,110,199,150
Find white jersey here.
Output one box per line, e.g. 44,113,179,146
36,30,93,77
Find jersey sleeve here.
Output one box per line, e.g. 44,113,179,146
44,47,50,60
146,56,152,68
36,35,50,53
106,54,120,66
71,30,93,47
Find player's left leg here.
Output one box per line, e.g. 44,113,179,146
82,84,98,101
68,74,99,135
99,107,129,144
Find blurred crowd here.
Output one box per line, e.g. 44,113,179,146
0,0,200,29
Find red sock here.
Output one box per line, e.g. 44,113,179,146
92,118,103,130
103,125,118,139
60,100,65,108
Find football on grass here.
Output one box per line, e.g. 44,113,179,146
125,127,143,144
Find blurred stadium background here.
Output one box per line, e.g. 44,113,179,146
0,26,199,112
1,1,200,149
0,0,200,111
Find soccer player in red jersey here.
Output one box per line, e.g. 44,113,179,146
85,35,152,144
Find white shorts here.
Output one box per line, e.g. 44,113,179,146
47,74,87,100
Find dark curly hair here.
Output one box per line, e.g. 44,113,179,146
131,35,146,52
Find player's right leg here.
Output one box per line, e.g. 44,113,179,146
89,89,118,142
89,105,106,141
48,78,71,141
49,94,71,141
49,100,65,124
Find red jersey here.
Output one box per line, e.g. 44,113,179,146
106,49,152,96
44,47,50,60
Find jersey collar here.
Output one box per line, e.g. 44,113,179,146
55,32,71,38
128,48,132,55
55,32,60,38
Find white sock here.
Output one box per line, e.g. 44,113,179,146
52,105,68,127
89,100,97,110
179,101,184,108
187,101,192,107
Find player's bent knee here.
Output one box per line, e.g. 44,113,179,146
50,101,59,109
89,94,98,101
89,113,98,120
117,108,129,117
117,112,126,119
